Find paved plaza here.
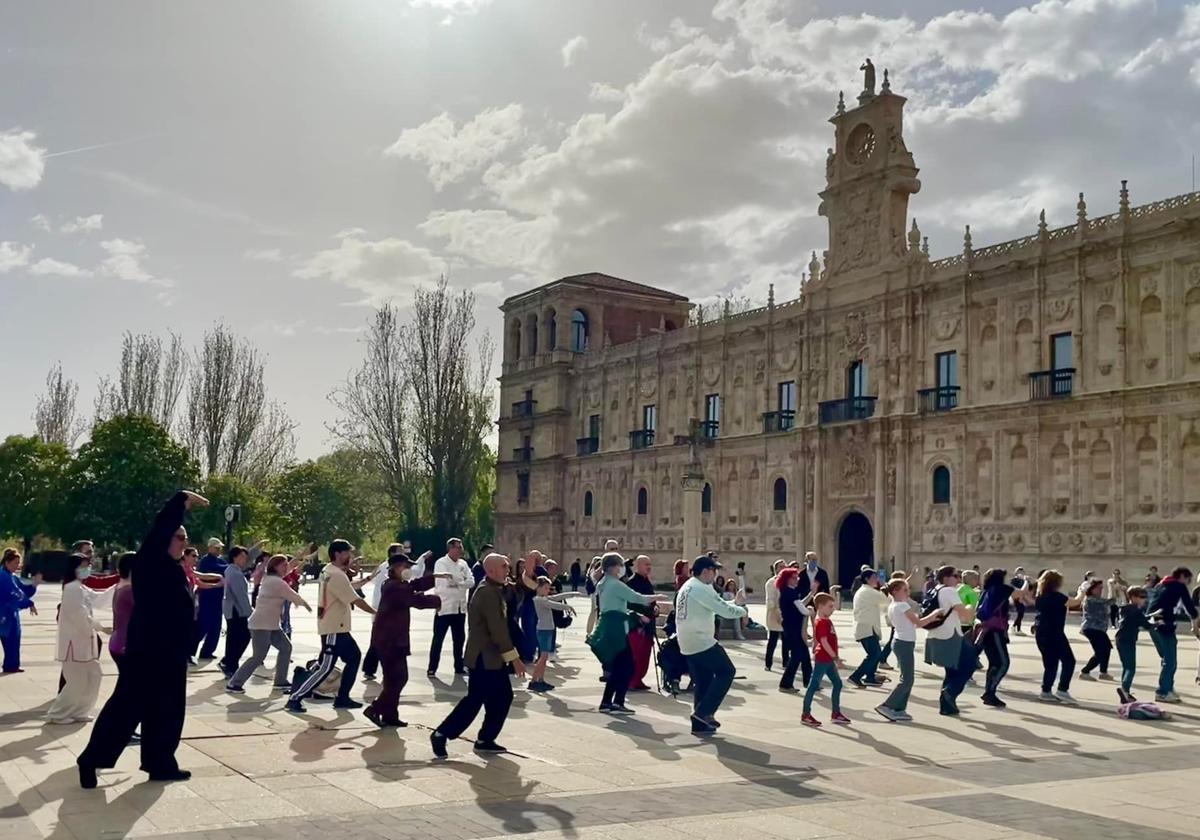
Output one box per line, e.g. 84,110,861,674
2,585,1200,840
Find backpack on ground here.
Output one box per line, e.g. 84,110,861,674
920,585,949,629
1119,700,1168,720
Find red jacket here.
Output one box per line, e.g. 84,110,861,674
370,575,439,654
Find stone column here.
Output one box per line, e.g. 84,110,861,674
895,428,908,568
873,429,886,567
682,466,705,560
812,440,824,564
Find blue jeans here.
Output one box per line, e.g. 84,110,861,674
1154,630,1178,696
803,661,842,715
850,633,882,683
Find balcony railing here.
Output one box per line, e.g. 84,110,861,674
1028,368,1075,401
818,396,877,425
918,386,960,413
511,398,537,418
512,446,533,463
630,429,656,450
762,410,796,433
700,420,720,439
576,436,599,456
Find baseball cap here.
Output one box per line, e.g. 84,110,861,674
692,555,722,576
388,553,415,568
207,538,224,549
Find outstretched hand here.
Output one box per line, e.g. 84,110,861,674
183,491,210,511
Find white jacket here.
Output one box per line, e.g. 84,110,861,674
852,584,888,641
432,555,474,616
55,580,102,663
764,575,783,631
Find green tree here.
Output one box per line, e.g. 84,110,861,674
0,435,70,555
462,444,495,555
186,473,274,548
59,415,199,548
271,460,365,548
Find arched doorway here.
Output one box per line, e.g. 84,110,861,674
837,511,874,588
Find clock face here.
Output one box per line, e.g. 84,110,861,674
846,123,876,165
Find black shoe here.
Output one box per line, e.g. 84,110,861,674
474,740,507,753
148,769,192,783
430,731,448,759
364,707,385,728
362,673,377,682
981,693,1006,708
598,703,614,712
705,716,722,729
690,715,717,735
1117,687,1135,704
939,694,960,716
427,670,436,677
285,700,306,714
333,698,363,710
78,763,97,790
128,732,141,745
849,676,866,689
779,686,800,693
386,718,408,728
454,668,468,676
608,705,635,715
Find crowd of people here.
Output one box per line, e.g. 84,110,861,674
2,490,1199,790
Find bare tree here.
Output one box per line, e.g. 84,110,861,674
400,277,494,539
94,331,188,427
182,324,295,482
34,362,85,449
328,303,423,529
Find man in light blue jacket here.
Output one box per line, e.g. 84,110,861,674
675,556,747,735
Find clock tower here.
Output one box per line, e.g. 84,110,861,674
817,61,921,279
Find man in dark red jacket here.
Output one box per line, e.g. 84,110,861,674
364,554,440,728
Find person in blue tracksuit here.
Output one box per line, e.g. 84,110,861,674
193,538,227,659
1,548,40,673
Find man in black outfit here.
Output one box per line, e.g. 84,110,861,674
797,551,831,599
78,490,209,789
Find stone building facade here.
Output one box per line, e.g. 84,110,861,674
494,66,1200,591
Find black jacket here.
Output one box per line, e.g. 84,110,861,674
797,567,830,599
126,492,194,662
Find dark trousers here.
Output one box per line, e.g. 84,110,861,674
1013,601,1026,632
436,659,513,742
1081,628,1112,675
1109,603,1119,629
193,608,222,658
686,644,736,719
979,629,1010,695
765,630,790,670
428,614,466,673
291,632,361,702
80,652,187,775
1116,637,1137,693
778,624,812,689
850,633,883,683
601,646,634,707
366,647,409,721
363,645,380,678
1036,633,1075,692
1,624,21,671
220,615,250,672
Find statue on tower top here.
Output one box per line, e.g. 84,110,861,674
859,58,876,103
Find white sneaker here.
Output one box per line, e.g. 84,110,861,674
1078,672,1095,680
1039,691,1060,702
1155,691,1181,704
1055,690,1078,705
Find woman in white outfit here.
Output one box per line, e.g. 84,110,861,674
47,555,105,724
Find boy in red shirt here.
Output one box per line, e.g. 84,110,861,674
802,593,850,726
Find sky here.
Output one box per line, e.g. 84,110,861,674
3,0,1199,459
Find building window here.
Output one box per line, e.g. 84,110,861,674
773,477,788,511
571,309,589,352
642,404,657,433
701,483,712,513
546,309,557,351
778,381,796,412
932,465,951,504
517,472,530,504
704,393,720,438
936,351,958,388
588,413,601,441
636,487,648,515
583,490,593,517
847,360,868,398
1051,332,1072,370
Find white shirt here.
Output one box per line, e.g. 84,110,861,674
888,600,917,643
55,580,102,662
367,561,389,610
851,584,887,640
432,555,474,615
925,586,965,640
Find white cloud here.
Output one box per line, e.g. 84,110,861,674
100,238,170,286
294,231,445,303
0,241,33,273
29,257,93,277
419,209,554,272
244,247,284,262
0,129,46,191
60,214,104,233
384,104,526,190
562,35,589,68
30,214,52,232
588,82,626,104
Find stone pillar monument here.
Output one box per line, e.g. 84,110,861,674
682,467,705,560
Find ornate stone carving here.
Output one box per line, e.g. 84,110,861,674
843,310,869,353
1047,297,1073,322
1098,283,1115,302
932,314,960,341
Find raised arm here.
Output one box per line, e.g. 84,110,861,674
138,491,191,561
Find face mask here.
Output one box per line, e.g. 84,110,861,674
75,567,91,581
807,561,817,572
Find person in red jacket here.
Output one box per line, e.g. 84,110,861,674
363,553,440,728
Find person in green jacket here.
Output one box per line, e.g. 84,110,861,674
588,553,666,714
